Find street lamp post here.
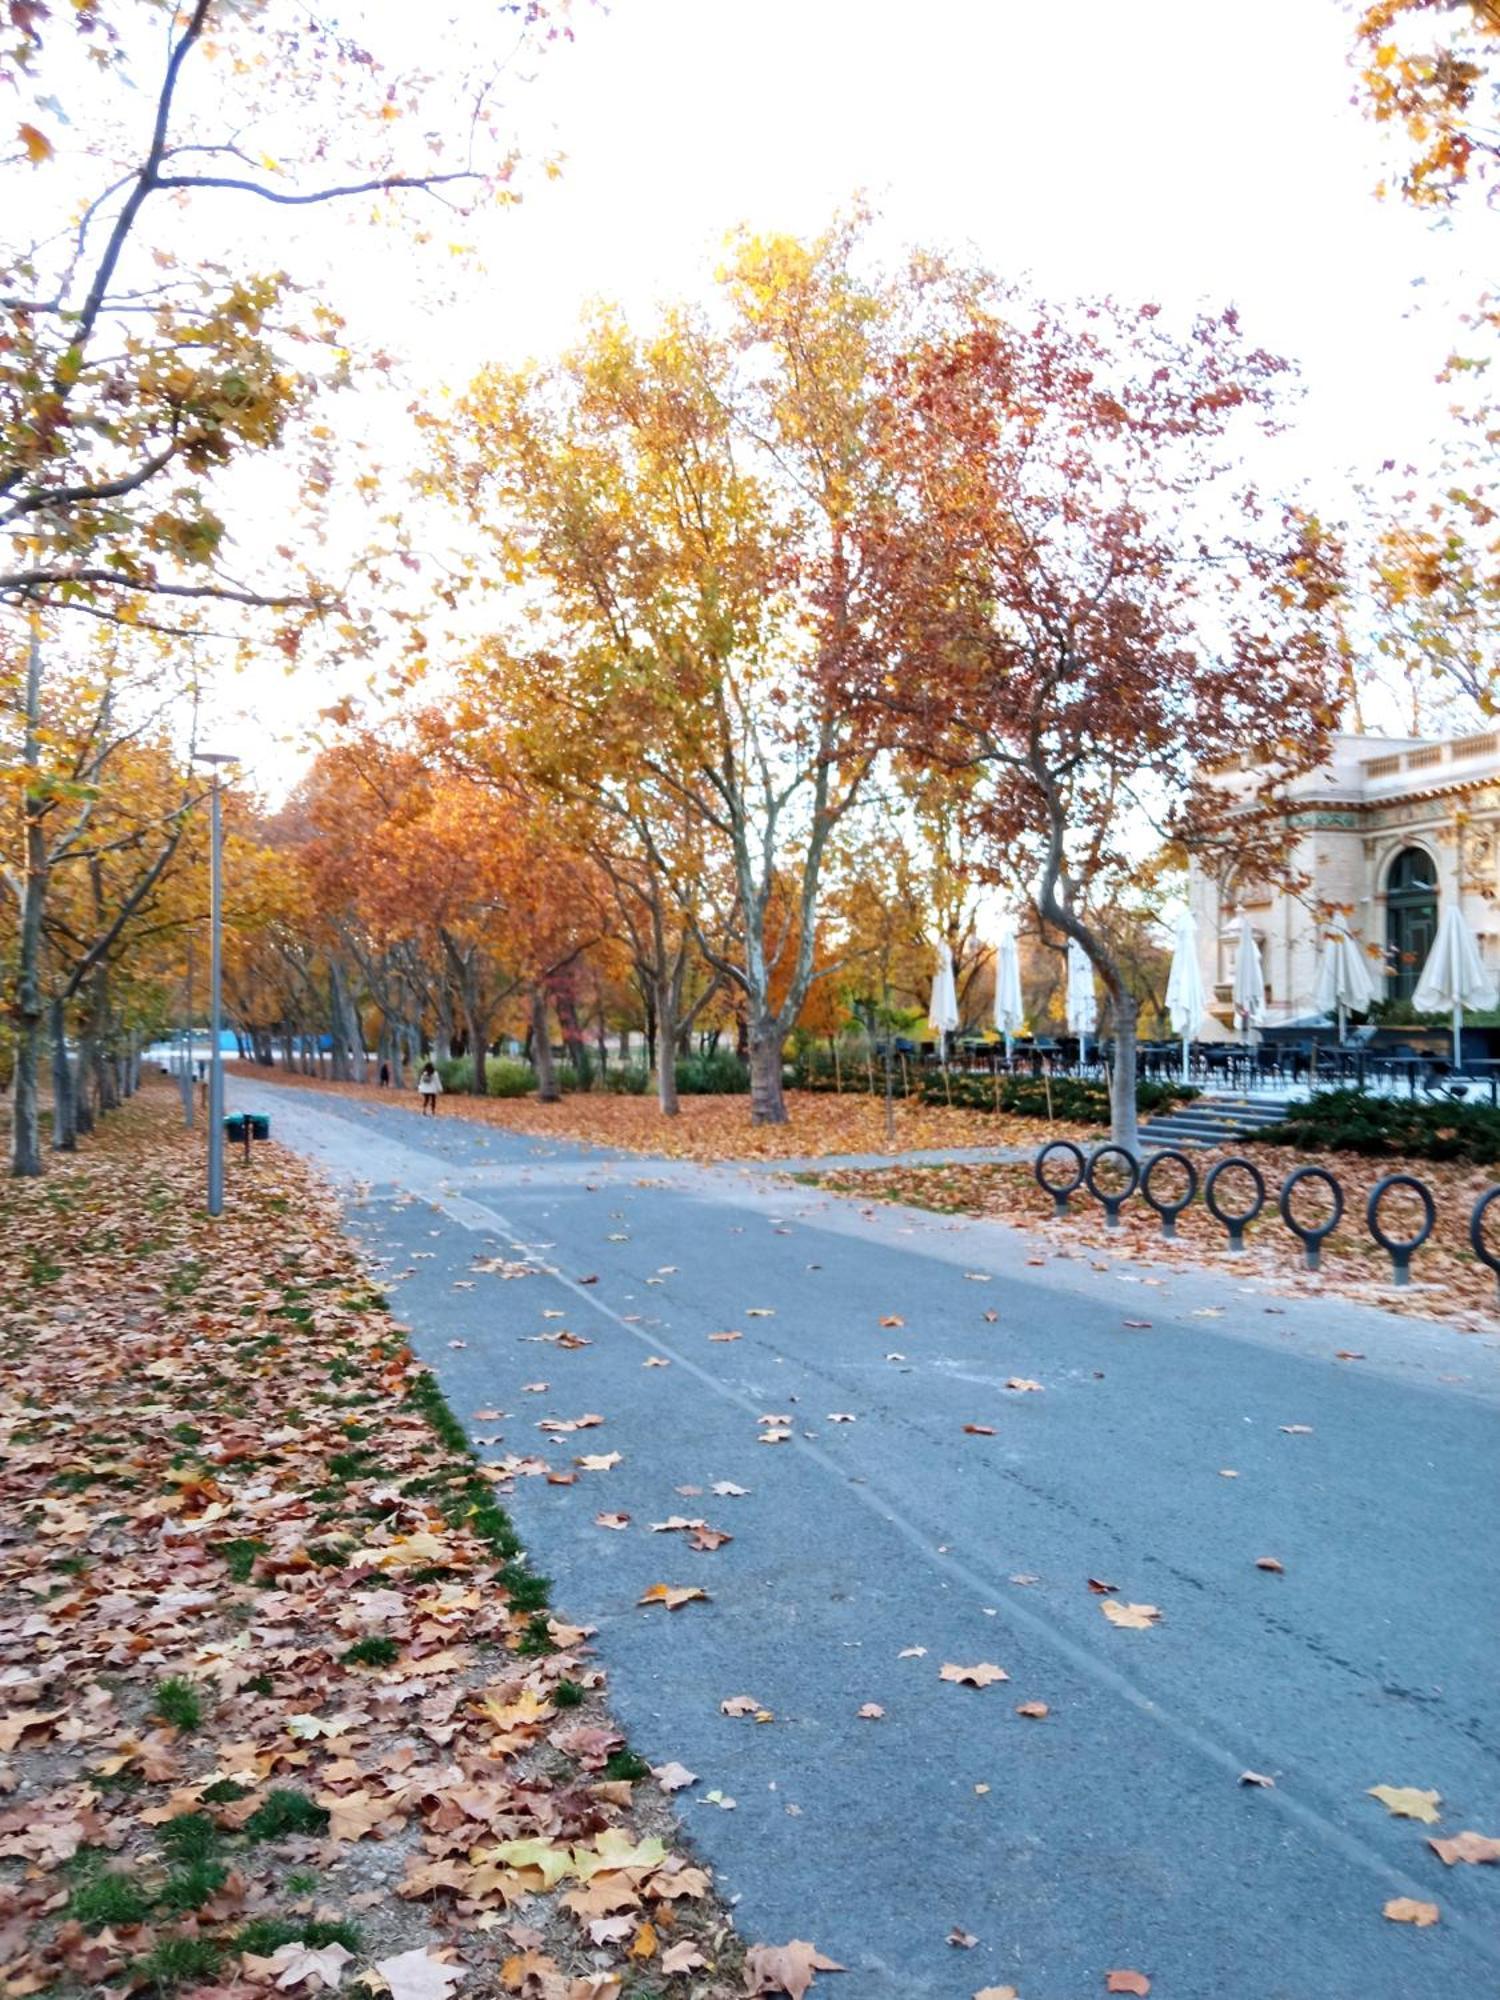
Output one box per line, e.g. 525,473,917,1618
195,753,236,1215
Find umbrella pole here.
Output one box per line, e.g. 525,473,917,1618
1454,1002,1462,1073
1338,1000,1346,1048
1181,1033,1189,1086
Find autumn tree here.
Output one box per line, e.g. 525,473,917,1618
436,217,946,1122
1353,0,1500,208
4,0,559,641
852,293,1341,1153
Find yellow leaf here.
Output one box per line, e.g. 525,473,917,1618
19,123,53,164
1368,1785,1442,1824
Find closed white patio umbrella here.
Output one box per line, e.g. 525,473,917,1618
1314,922,1379,1045
993,926,1025,1059
1232,914,1266,1042
1413,905,1498,1070
929,943,960,1060
1066,937,1097,1063
1165,908,1206,1084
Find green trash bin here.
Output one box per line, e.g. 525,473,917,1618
224,1112,270,1155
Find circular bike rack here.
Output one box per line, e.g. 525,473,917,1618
1204,1158,1266,1253
1034,1140,1087,1218
1470,1187,1500,1304
1366,1173,1436,1287
1278,1165,1344,1273
1140,1149,1198,1240
1084,1144,1140,1230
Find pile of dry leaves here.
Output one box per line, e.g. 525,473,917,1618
0,1093,832,2000
810,1144,1500,1330
223,1067,1090,1164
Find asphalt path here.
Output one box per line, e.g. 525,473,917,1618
231,1078,1500,2000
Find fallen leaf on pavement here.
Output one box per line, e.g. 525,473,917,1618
575,1452,623,1471
720,1695,764,1716
939,1662,1009,1688
712,1481,750,1496
1101,1602,1161,1630
746,1308,776,1318
651,1761,697,1792
1255,1557,1284,1573
1239,1770,1276,1788
595,1512,631,1531
1383,1898,1440,1927
643,1356,670,1368
472,1407,504,1420
964,1272,992,1282
1087,1577,1118,1594
947,1928,977,1948
898,1646,927,1657
857,1703,885,1719
373,1950,466,2000
704,1788,735,1809
759,1428,792,1444
638,1584,708,1611
742,1940,846,1996
973,1989,1019,2000
1428,1831,1500,1865
1334,1350,1365,1361
1014,1701,1049,1719
1368,1785,1441,1823
1122,1320,1153,1329
1219,1468,1238,1478
1005,1378,1043,1393
689,1526,732,1551
879,1315,905,1327
826,1412,857,1423
1105,1975,1150,1996
1279,1424,1314,1435
522,1382,549,1393
710,1331,742,1342
963,1423,996,1436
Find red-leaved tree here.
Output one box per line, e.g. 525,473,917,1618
850,295,1343,1152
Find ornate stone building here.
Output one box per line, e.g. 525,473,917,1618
1189,727,1500,1030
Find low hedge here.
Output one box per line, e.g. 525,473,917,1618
918,1073,1197,1123
1248,1088,1500,1165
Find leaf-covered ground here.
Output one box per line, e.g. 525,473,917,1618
0,1093,756,2000
223,1070,1092,1163
807,1147,1500,1331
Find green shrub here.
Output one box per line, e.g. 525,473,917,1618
554,1058,592,1093
1249,1088,1500,1164
675,1052,750,1094
602,1064,650,1095
435,1055,480,1093
485,1056,536,1097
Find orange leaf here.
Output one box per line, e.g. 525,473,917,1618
19,123,53,164
1383,1897,1440,1927
1105,1975,1151,1996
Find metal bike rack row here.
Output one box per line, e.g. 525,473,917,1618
1035,1141,1494,1290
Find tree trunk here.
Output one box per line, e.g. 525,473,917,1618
553,975,589,1085
463,992,486,1094
654,974,681,1117
531,987,560,1103
748,1017,787,1125
10,631,47,1178
1108,987,1140,1156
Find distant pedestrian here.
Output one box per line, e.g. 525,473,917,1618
379,1060,391,1088
418,1061,442,1115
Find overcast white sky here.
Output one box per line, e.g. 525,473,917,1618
198,0,1485,786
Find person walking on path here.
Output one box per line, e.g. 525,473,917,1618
417,1061,443,1115
379,1060,391,1088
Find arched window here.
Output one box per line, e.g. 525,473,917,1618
1385,847,1438,1000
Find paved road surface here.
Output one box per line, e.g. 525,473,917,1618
232,1079,1500,2000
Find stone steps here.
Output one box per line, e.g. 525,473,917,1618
1136,1094,1292,1151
